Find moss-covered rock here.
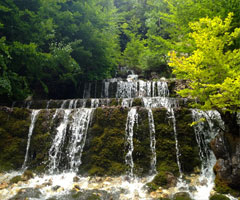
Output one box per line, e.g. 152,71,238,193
81,107,128,176
175,108,201,173
9,175,23,184
214,174,240,197
0,107,31,171
132,98,142,107
210,194,230,200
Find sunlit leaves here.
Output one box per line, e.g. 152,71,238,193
169,13,240,112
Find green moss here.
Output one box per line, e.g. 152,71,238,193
132,98,142,107
173,197,192,200
10,175,22,184
210,194,230,200
152,171,168,187
81,107,127,176
109,99,119,106
23,170,34,180
175,108,201,173
215,175,240,197
86,194,101,200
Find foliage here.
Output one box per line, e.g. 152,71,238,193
0,0,120,101
169,13,240,112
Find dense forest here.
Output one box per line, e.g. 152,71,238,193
0,0,240,102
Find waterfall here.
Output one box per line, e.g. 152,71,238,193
102,81,110,98
22,110,40,169
157,81,169,97
91,99,99,108
83,83,91,98
48,109,72,173
192,109,224,200
142,80,183,179
143,98,183,181
73,99,78,109
68,108,94,172
46,100,51,109
26,101,32,109
146,108,157,175
125,107,138,178
122,98,133,108
116,81,138,98
52,100,68,121
170,108,183,180
68,99,75,109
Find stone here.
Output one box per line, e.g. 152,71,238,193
42,179,53,187
73,176,80,182
9,188,42,200
73,184,80,191
52,185,61,191
173,192,192,200
0,182,8,190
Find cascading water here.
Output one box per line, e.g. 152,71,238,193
170,108,184,182
68,108,94,172
146,108,157,175
142,81,183,182
122,98,133,108
125,107,138,178
192,109,224,200
2,73,236,200
22,110,40,169
52,100,68,121
48,109,72,173
83,82,91,98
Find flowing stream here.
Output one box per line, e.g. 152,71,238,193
68,108,94,172
125,107,138,178
22,110,40,169
191,109,224,200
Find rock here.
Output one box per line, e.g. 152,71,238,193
95,177,103,182
209,194,230,200
211,132,240,193
9,176,22,184
52,185,61,191
22,170,34,181
73,184,80,191
73,176,80,182
165,172,177,187
42,179,53,186
0,182,8,190
173,192,192,200
105,177,113,182
9,188,42,200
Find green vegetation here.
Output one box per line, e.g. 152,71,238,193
1,0,239,102
9,175,22,184
0,0,120,102
210,194,230,200
169,13,240,113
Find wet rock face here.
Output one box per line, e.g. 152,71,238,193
211,132,240,194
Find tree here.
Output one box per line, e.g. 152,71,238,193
168,13,240,133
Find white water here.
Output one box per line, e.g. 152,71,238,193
0,172,154,200
68,108,94,172
192,109,224,200
52,100,68,121
22,110,40,169
48,109,72,173
122,98,133,108
83,82,91,98
125,107,138,178
147,108,157,175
